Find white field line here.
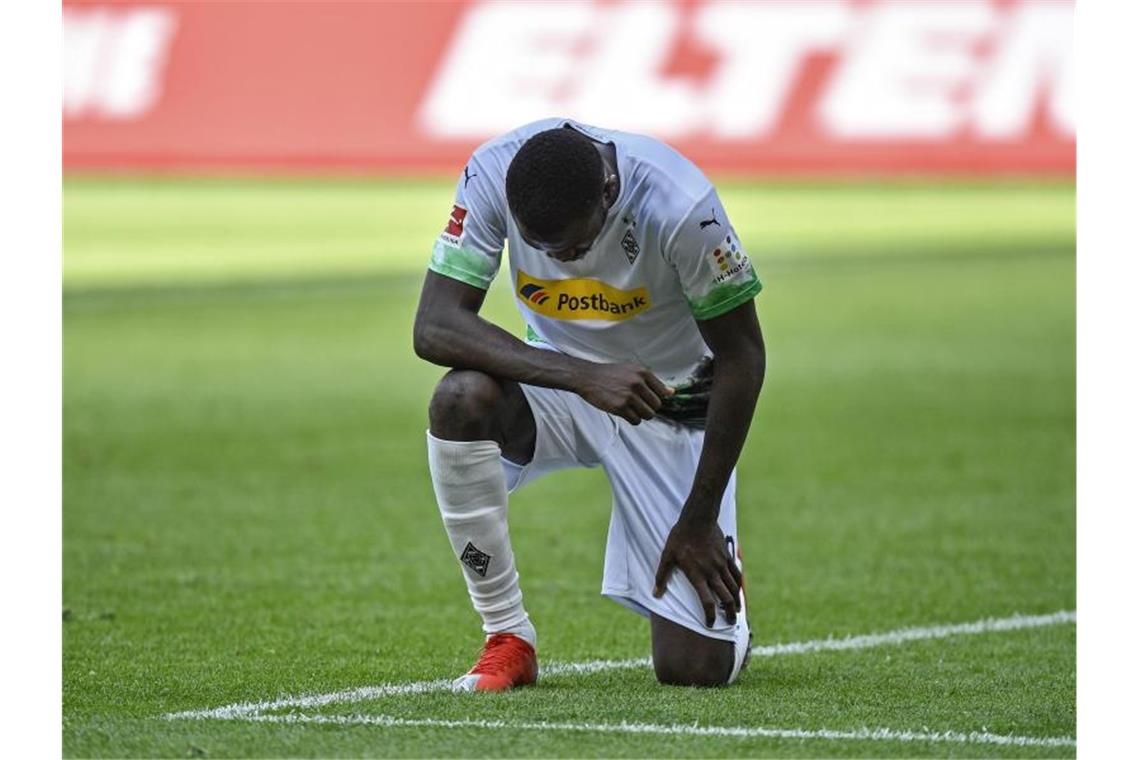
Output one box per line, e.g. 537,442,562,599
165,609,1075,722
752,608,1076,658
247,713,1076,749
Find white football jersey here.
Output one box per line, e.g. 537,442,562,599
428,118,762,386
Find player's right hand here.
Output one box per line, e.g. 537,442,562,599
575,363,674,425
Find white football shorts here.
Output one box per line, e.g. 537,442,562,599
502,383,751,682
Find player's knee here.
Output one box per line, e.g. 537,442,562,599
428,370,502,440
653,654,732,687
652,637,734,687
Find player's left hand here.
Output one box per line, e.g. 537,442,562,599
653,516,742,627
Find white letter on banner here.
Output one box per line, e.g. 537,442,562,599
63,7,176,120
972,1,1074,138
419,1,594,137
99,9,177,119
63,8,111,118
569,3,697,138
820,1,995,139
696,1,851,138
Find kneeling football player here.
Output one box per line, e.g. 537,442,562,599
413,119,766,690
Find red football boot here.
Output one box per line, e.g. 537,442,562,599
452,633,538,692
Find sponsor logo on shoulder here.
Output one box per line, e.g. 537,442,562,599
699,208,721,230
709,231,750,284
516,270,650,321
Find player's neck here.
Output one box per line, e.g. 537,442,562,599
597,142,620,204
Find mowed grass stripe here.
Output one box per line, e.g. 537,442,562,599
166,609,1075,721
63,178,1074,288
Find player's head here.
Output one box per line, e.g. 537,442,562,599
506,128,619,262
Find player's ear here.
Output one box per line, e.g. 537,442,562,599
602,174,619,208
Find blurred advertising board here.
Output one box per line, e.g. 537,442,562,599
63,0,1073,175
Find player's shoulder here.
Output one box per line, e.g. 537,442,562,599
623,133,711,198
613,129,715,231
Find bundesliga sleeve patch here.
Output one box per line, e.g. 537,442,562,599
438,204,468,247
427,193,504,292
445,205,467,236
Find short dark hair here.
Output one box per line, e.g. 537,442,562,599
506,128,604,240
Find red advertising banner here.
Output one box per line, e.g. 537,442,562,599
63,0,1074,175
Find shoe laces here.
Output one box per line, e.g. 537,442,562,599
471,634,530,674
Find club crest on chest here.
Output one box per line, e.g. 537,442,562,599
621,229,640,265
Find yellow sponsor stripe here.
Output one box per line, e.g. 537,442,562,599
516,270,651,321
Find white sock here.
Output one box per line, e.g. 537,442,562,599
426,432,537,649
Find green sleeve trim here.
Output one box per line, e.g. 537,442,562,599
524,324,549,344
687,275,763,320
427,240,499,290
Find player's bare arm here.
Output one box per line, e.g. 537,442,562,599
653,300,766,627
414,267,673,426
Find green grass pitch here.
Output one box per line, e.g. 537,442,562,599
63,177,1075,757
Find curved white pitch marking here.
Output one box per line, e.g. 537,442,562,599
247,713,1076,749
164,680,453,721
752,609,1077,657
164,609,1075,721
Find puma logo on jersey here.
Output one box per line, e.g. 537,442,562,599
699,209,721,229
516,271,650,321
